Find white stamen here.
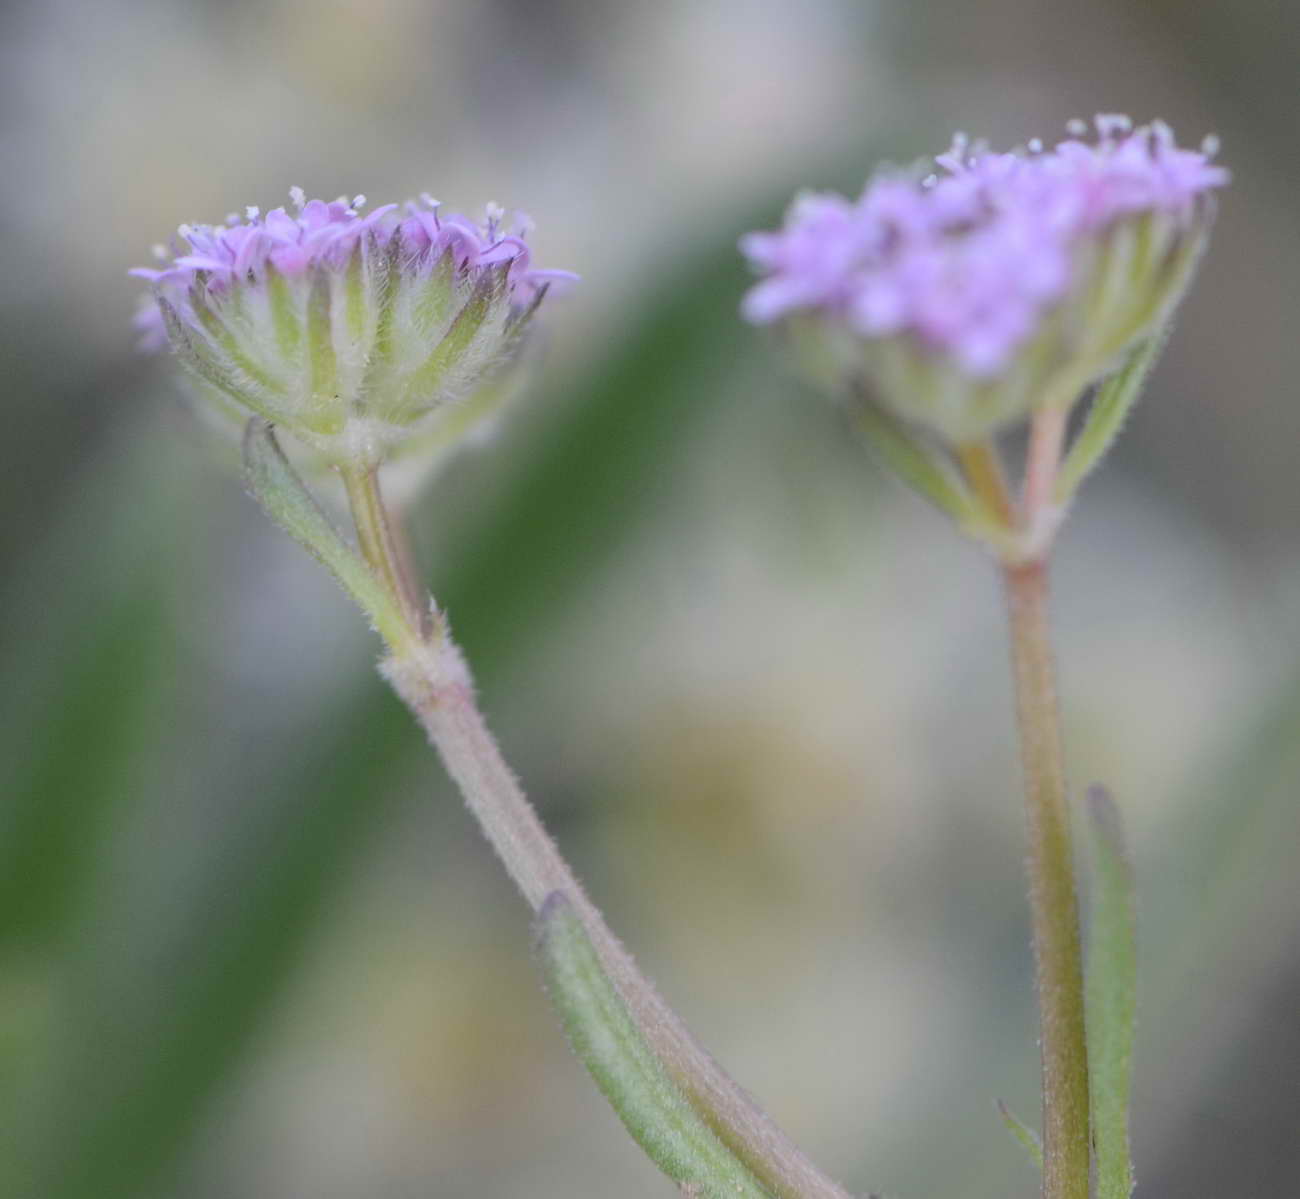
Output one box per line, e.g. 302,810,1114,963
178,223,194,239
245,206,260,221
485,201,505,223
1201,133,1221,156
151,243,168,260
922,173,938,188
1027,138,1043,153
225,213,240,226
1095,113,1133,138
352,194,366,210
1066,118,1087,137
420,192,441,210
935,133,969,173
289,185,306,210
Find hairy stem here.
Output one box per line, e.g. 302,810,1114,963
342,475,849,1199
1023,406,1069,518
1003,558,1090,1199
382,631,849,1199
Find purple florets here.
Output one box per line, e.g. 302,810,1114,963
741,116,1227,379
132,190,575,351
132,190,577,465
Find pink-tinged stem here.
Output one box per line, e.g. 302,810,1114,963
382,634,852,1199
1023,405,1069,520
1003,558,1090,1199
339,456,850,1199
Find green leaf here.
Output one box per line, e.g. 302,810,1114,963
995,1099,1043,1171
1084,786,1138,1199
21,691,409,1199
0,430,190,953
1054,331,1166,506
850,398,975,524
241,418,407,646
535,892,772,1198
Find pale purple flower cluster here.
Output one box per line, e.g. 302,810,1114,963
132,190,575,350
741,117,1227,378
132,189,577,466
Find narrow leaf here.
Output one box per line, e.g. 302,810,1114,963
241,419,407,645
1054,331,1166,505
850,397,975,524
535,892,772,1199
1084,786,1138,1199
995,1099,1044,1171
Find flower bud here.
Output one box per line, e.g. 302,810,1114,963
133,192,576,466
741,117,1226,445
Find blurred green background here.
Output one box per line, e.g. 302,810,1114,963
2,1,1298,1196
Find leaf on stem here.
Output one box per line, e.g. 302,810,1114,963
241,418,407,645
995,1098,1044,1171
534,892,772,1199
850,397,976,525
1084,785,1138,1199
1054,331,1167,506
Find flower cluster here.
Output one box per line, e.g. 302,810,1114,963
741,117,1226,442
133,191,575,465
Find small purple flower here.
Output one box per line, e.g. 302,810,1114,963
741,117,1226,442
133,191,576,464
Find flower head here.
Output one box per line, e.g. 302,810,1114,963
741,116,1226,442
133,191,576,465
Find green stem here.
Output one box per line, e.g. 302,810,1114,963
956,439,1016,528
338,464,429,641
1003,558,1090,1199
